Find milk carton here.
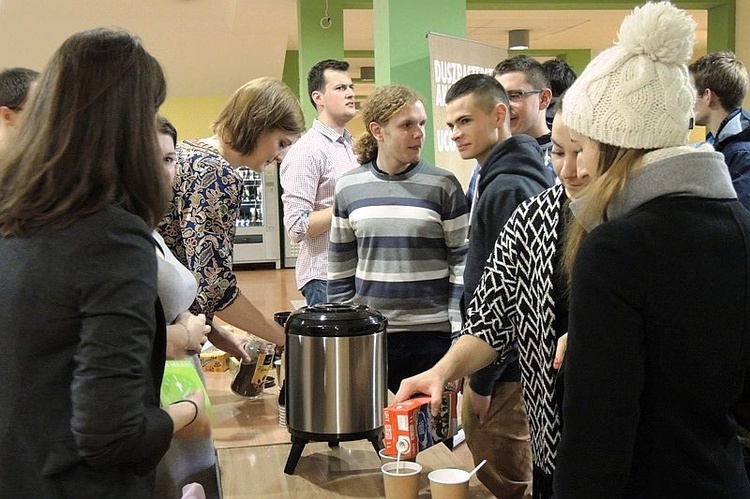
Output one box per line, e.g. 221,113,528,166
383,390,457,459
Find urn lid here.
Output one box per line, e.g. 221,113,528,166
285,303,387,338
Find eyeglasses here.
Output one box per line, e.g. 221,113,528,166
507,90,542,102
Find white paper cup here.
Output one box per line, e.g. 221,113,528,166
428,468,470,499
381,461,422,499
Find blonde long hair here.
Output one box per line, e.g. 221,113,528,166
563,141,649,279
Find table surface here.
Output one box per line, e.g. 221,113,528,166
204,370,291,449
205,369,492,498
217,439,493,498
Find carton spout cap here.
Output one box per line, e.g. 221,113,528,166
396,437,410,454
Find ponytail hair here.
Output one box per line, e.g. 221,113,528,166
354,134,378,165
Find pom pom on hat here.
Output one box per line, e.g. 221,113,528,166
562,1,697,149
617,1,695,64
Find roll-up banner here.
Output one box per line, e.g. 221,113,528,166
427,32,506,189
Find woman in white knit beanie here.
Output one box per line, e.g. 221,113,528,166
555,2,750,497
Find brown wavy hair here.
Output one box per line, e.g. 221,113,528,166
213,77,305,156
354,84,422,164
0,27,169,236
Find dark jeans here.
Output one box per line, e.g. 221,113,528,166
301,279,327,306
386,331,452,394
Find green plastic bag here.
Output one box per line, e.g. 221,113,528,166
160,358,212,420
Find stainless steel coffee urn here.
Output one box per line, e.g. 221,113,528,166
283,303,387,474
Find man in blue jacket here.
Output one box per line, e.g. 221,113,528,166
690,51,750,209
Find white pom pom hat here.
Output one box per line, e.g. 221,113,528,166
562,1,697,149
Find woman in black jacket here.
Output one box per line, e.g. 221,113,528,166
0,28,202,498
556,2,750,496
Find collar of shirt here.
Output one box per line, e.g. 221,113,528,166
715,108,747,144
312,119,354,147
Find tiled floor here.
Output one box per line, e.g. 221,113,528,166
235,267,477,470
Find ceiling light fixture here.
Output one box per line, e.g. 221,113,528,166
509,29,530,50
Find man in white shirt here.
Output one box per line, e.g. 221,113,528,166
280,59,359,305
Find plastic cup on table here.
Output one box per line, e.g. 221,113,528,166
428,468,470,499
381,461,421,499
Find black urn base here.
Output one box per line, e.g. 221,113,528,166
283,427,383,475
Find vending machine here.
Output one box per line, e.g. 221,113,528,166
233,165,281,268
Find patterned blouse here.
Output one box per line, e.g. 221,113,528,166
158,139,242,319
463,183,566,474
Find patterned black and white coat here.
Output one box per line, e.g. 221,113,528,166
462,183,566,475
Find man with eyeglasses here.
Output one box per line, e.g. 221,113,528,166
494,55,556,176
0,67,39,145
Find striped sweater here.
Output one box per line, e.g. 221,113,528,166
327,160,468,334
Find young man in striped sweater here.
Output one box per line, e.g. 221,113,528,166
327,84,469,394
